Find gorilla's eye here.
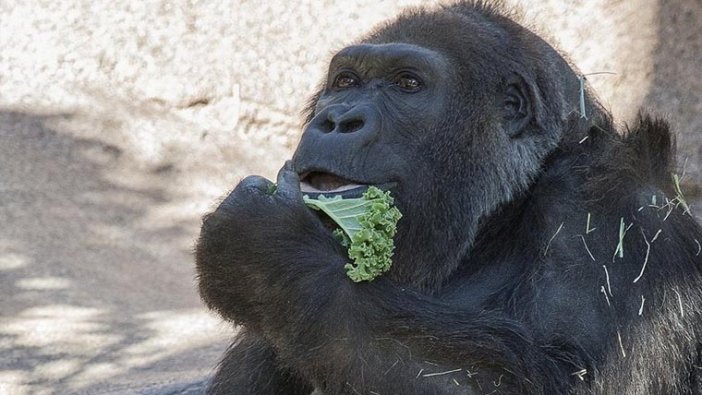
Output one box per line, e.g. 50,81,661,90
394,72,422,92
332,72,360,89
504,96,520,113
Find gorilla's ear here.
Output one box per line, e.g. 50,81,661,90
502,74,533,138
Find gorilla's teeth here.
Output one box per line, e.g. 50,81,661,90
300,172,363,193
300,181,364,194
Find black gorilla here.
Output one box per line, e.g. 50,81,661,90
196,2,702,394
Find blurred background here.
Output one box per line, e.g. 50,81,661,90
0,1,700,394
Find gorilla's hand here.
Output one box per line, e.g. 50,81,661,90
211,162,315,239
196,162,348,332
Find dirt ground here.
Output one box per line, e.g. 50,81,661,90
1,1,700,394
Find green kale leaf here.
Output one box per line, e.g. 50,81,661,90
303,186,402,282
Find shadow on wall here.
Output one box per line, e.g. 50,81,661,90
0,111,226,393
644,0,702,198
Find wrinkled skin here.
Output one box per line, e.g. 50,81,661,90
197,2,702,394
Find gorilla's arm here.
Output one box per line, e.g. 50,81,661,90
208,331,313,395
196,166,565,394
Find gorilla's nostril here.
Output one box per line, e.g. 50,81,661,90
321,119,335,133
340,119,364,133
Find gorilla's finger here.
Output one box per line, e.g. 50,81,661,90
276,162,302,200
215,176,273,214
240,175,275,195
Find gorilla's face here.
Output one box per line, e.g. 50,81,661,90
292,40,541,287
293,43,451,198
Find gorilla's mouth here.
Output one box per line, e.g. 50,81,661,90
299,171,367,198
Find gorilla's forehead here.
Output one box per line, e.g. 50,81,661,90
330,43,448,75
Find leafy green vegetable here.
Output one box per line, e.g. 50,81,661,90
303,186,402,282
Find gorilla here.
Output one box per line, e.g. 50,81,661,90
196,2,702,394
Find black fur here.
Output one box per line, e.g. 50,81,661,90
197,2,702,394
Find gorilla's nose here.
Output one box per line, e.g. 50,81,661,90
327,107,364,134
310,104,378,136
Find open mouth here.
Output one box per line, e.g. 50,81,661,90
299,171,368,198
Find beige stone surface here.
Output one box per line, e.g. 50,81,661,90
0,1,699,394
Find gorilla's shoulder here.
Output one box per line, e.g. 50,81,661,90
583,113,677,203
